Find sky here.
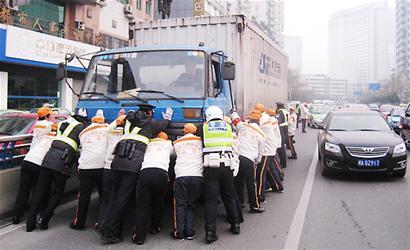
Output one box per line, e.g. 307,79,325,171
284,0,395,74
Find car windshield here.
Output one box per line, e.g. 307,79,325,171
81,50,206,100
328,113,391,131
380,105,394,113
390,108,404,116
0,117,36,135
311,105,332,114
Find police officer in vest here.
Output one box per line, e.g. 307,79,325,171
201,106,240,244
100,104,173,244
276,102,289,168
26,108,89,232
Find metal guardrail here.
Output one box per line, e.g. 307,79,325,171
0,134,32,169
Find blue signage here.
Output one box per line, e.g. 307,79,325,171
368,83,381,91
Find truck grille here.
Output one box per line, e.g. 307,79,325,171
346,147,389,158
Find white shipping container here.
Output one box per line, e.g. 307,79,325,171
134,15,288,116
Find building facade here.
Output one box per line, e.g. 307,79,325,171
153,0,228,19
228,0,284,47
328,1,395,98
396,0,410,81
284,35,302,72
303,74,347,100
0,0,154,110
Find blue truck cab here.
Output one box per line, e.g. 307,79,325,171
73,45,235,138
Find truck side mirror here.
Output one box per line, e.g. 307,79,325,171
222,61,235,81
56,63,66,81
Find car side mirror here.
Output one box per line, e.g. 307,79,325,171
56,62,66,81
316,123,325,130
222,61,235,81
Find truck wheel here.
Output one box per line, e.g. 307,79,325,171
393,169,406,178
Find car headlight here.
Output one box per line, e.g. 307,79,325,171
393,142,407,156
325,142,341,153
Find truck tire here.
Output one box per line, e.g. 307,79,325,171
393,169,406,178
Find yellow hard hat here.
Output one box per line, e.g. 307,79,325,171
37,107,52,118
254,103,265,112
157,131,168,140
183,123,197,134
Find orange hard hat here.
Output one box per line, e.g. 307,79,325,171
266,108,276,116
183,123,197,134
116,115,126,126
37,107,52,118
157,131,168,140
51,123,58,131
249,110,262,121
92,116,105,124
254,103,265,112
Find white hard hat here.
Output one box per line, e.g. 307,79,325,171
205,106,224,122
78,108,87,117
95,109,104,118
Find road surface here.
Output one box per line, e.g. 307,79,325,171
1,127,409,250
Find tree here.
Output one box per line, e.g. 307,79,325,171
287,68,313,101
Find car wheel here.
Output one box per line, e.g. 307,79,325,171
318,147,322,160
393,168,406,178
320,158,331,177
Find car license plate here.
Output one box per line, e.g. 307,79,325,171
357,159,380,167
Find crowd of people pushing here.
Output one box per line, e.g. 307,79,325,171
11,101,302,245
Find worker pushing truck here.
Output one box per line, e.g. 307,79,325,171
57,15,288,128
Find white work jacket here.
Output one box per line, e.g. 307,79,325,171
24,131,55,166
30,120,53,149
236,121,266,162
174,133,203,178
104,123,123,170
288,113,298,136
260,114,282,156
301,106,310,119
78,122,110,170
141,139,174,172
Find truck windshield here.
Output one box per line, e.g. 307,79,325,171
81,50,206,100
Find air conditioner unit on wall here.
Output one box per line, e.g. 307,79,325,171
124,4,134,19
75,21,85,31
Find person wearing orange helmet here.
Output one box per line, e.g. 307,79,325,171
132,131,174,245
12,106,54,224
231,109,266,214
171,123,203,240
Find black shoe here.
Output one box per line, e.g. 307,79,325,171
102,235,123,244
26,224,36,232
131,234,144,245
205,231,218,244
150,226,161,235
249,207,265,214
185,232,196,240
94,222,99,231
69,222,84,230
230,223,240,235
39,222,49,230
12,215,20,225
170,231,184,241
288,156,297,159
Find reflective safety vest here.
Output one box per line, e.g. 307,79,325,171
278,108,289,127
203,120,233,153
122,120,150,145
54,120,81,151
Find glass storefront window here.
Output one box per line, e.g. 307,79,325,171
7,73,59,110
19,0,64,24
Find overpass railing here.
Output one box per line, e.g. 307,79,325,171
0,134,33,169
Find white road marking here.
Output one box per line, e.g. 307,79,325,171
283,146,319,250
0,193,98,237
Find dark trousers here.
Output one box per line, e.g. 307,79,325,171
234,156,259,209
266,156,284,191
133,168,168,242
72,169,103,228
296,114,300,128
173,176,202,237
278,126,288,168
27,167,67,227
288,135,297,157
256,156,269,202
100,170,138,238
14,161,41,217
203,165,240,233
98,169,113,227
302,119,307,132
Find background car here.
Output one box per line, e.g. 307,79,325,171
387,107,404,134
30,107,73,116
318,109,407,177
379,104,394,120
368,103,379,111
400,103,410,148
309,105,332,128
0,109,28,116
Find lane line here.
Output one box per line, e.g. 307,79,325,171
0,193,98,237
283,146,319,250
